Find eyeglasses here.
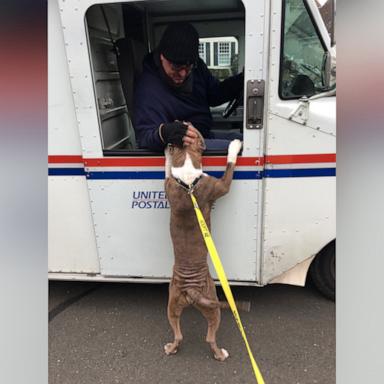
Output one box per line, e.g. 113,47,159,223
160,54,195,75
169,62,194,73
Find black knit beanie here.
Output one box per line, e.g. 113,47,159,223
158,22,199,65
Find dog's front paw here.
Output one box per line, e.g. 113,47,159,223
227,139,242,163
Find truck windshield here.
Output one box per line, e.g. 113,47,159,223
280,0,335,99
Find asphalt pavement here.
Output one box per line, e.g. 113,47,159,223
49,281,335,384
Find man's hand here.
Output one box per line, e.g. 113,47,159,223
182,122,199,146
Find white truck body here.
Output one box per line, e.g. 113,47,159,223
48,0,336,289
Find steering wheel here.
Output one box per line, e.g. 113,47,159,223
222,91,243,119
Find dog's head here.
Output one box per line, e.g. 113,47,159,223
168,131,206,169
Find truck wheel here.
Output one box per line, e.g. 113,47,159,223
309,241,335,301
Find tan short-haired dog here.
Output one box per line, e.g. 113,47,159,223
164,135,242,361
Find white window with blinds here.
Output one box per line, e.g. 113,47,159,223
218,42,230,66
198,36,238,70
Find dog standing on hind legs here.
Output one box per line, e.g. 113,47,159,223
164,136,242,361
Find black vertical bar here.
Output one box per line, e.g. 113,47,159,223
213,42,218,66
206,42,211,65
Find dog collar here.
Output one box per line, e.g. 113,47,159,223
172,175,203,194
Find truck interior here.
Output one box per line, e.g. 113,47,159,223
85,0,245,156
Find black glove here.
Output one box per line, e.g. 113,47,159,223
159,121,188,147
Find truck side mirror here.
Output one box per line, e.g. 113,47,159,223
322,51,332,89
322,51,336,90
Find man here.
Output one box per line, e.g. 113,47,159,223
133,22,243,151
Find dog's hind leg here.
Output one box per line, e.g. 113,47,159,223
201,307,229,362
164,286,187,355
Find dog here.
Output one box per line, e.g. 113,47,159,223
164,134,242,361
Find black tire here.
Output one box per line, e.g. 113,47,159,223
309,241,335,301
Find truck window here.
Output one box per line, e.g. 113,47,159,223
197,36,242,140
279,0,331,99
85,1,245,156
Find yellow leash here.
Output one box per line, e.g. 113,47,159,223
190,193,265,384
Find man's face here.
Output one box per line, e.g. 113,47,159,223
160,54,193,85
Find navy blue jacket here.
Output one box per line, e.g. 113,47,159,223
133,52,243,150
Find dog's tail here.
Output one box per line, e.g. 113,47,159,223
186,288,251,312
